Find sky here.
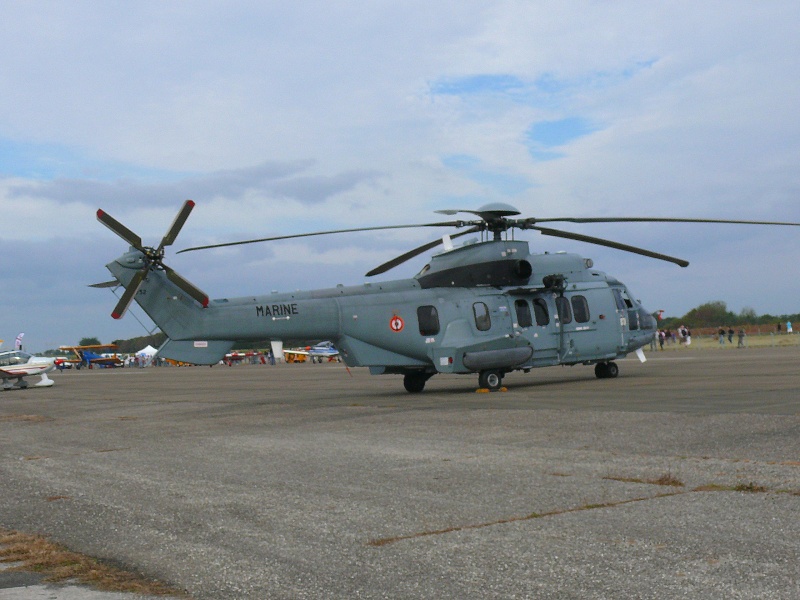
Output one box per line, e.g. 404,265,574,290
2,1,800,352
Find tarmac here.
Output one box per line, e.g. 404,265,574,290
1,346,799,599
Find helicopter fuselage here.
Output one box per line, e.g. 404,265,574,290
107,238,657,391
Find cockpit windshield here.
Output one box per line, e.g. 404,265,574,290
0,351,32,367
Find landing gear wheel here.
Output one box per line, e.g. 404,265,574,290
403,373,428,393
595,362,619,379
478,369,503,391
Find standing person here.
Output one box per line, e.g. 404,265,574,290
719,327,726,345
684,327,692,346
727,327,734,343
658,330,665,350
787,321,793,334
737,328,747,348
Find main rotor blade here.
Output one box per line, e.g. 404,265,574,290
366,226,482,277
158,199,195,250
176,221,470,254
532,226,690,267
529,216,800,226
111,268,147,319
164,265,210,308
97,209,143,250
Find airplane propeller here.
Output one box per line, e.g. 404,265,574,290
176,202,800,276
97,200,209,319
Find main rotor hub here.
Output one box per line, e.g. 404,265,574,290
142,246,165,267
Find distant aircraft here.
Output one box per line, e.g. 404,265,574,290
284,341,340,363
0,350,59,389
58,344,125,369
224,350,262,365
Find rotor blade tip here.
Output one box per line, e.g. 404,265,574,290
187,200,195,208
97,209,105,218
111,311,123,319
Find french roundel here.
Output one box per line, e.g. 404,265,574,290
390,315,404,332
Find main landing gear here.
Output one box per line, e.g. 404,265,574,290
594,361,619,379
403,372,433,393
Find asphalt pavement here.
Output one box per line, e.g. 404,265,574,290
1,346,799,599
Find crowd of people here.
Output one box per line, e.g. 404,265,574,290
650,325,748,350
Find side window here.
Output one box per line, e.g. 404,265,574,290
417,305,440,336
571,295,590,323
556,296,572,324
533,299,550,326
514,299,532,328
473,302,491,331
612,289,627,311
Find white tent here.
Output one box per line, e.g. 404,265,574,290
135,345,158,366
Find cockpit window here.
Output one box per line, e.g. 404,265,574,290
612,288,635,310
0,351,31,367
639,308,657,330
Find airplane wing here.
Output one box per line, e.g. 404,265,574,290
284,348,310,356
0,364,48,377
88,357,123,366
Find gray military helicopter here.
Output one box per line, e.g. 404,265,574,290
97,201,800,392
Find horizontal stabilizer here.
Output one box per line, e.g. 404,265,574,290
89,280,120,288
157,339,235,365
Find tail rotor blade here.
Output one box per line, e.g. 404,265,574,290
164,265,209,308
533,226,690,267
97,209,144,251
111,268,147,319
158,200,195,250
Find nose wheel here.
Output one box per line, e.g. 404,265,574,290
478,369,503,391
594,361,619,379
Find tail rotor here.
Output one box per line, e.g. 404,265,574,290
98,200,209,319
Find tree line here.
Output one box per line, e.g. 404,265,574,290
659,301,798,329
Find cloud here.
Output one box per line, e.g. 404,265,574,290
5,161,378,211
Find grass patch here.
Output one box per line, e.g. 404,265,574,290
368,491,684,547
0,529,188,597
0,414,50,423
604,472,684,487
693,484,731,492
694,482,770,493
734,482,768,493
651,473,684,487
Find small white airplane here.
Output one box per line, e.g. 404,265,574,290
284,341,340,363
0,350,60,389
